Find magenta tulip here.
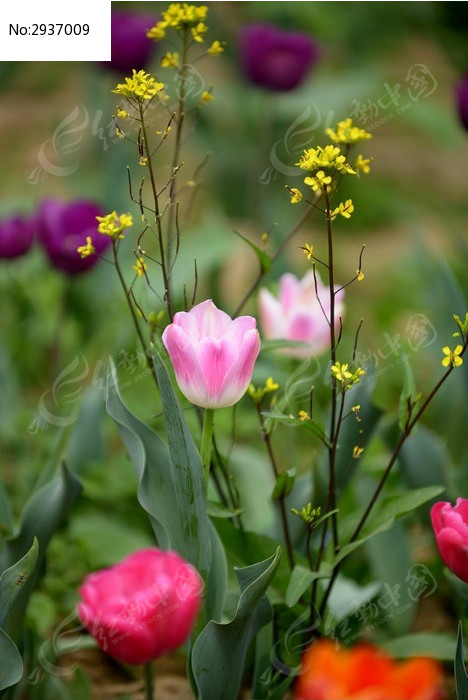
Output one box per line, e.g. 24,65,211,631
431,499,468,583
0,215,34,259
101,11,157,74
456,75,468,131
259,271,344,357
162,300,261,409
78,548,203,665
240,23,319,92
36,198,111,275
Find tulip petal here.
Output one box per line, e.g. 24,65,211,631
162,324,207,406
219,328,261,407
259,288,284,339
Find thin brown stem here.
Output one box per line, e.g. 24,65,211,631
233,200,318,318
138,103,174,321
318,339,468,619
256,405,295,570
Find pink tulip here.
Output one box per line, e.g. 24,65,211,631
431,499,468,583
162,300,261,409
78,548,203,665
259,271,344,357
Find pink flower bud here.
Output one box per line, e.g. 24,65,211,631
78,548,203,665
431,498,468,583
162,300,261,409
259,271,344,357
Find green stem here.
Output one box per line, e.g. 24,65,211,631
201,408,215,483
144,662,155,700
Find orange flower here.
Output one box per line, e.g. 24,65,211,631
296,640,444,700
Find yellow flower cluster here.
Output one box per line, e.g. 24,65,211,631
291,503,321,527
297,145,355,175
248,377,279,403
207,40,224,55
76,236,95,259
96,212,133,238
199,90,214,105
147,3,209,42
112,70,164,101
331,362,365,389
326,118,372,145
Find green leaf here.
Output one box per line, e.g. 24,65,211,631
106,358,226,621
0,463,82,643
0,483,13,538
191,548,281,700
233,230,271,274
382,631,467,663
398,355,418,432
213,519,295,599
0,629,22,692
285,564,332,608
398,427,450,505
262,410,331,447
336,485,445,565
455,623,468,699
272,469,296,500
0,539,38,628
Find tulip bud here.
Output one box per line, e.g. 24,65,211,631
78,548,203,666
162,300,261,409
431,498,468,583
0,215,34,259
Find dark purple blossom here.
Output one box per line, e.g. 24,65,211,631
36,199,111,275
0,215,35,259
456,75,468,131
240,23,319,92
102,11,157,74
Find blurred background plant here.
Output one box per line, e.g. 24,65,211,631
0,1,467,698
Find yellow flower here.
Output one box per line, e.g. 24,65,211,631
77,236,95,259
304,170,332,192
331,362,365,388
265,377,279,393
453,312,468,336
331,362,353,383
302,243,314,260
351,405,361,422
353,445,364,459
355,154,372,174
207,40,224,55
356,269,364,282
161,52,180,68
162,3,208,28
199,90,214,104
147,21,168,41
133,257,147,278
326,118,372,145
139,156,148,166
441,345,463,368
96,211,133,238
112,70,164,101
192,22,208,42
297,145,355,175
289,187,303,203
298,410,310,422
115,126,125,139
330,200,354,221
116,107,129,118
248,377,279,403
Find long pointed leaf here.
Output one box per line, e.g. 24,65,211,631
191,548,281,700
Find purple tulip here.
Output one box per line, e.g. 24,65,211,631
456,75,468,131
36,199,111,275
0,215,34,259
240,23,319,92
101,11,157,73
